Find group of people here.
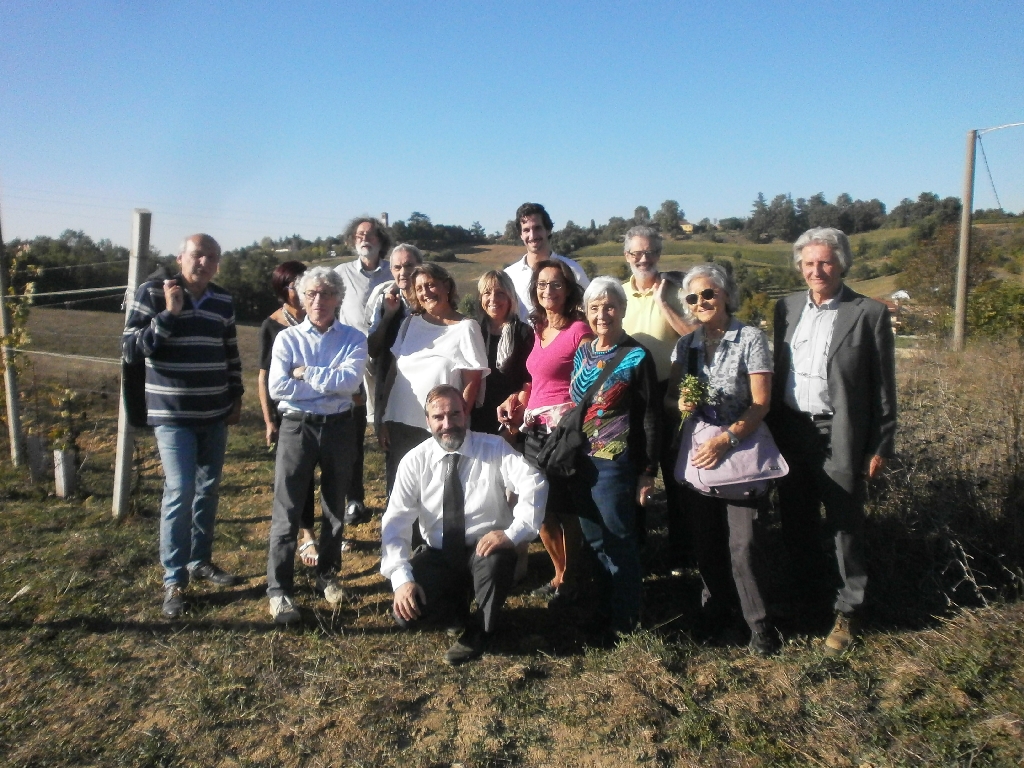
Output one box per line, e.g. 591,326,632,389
123,202,895,665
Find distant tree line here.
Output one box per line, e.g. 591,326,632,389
3,230,141,313
391,212,487,250
491,192,986,256
6,199,1020,325
499,200,689,254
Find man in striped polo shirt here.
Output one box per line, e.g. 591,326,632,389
123,233,244,619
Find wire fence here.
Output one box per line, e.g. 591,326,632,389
12,348,120,366
0,285,127,301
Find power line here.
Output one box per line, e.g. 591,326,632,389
976,134,1003,211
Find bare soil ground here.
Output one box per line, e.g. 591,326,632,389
0,310,1022,766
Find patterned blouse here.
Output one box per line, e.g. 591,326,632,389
570,335,660,476
670,317,773,426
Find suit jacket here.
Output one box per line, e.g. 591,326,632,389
768,284,896,493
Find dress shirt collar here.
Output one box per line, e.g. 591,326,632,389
359,258,386,276
189,288,214,308
805,288,842,311
424,429,477,469
695,316,742,345
627,275,659,297
299,316,341,336
512,253,555,272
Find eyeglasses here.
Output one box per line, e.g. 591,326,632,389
626,250,659,260
684,288,718,305
537,281,565,292
304,290,337,303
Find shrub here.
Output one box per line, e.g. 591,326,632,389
966,280,1024,338
867,341,1024,618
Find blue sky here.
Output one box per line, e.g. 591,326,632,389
1,0,1021,254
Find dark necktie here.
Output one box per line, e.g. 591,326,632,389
442,453,466,568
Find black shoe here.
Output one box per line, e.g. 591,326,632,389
162,585,185,618
547,586,577,611
189,561,240,587
749,629,782,657
344,501,369,526
444,628,488,666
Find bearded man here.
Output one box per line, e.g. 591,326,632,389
333,216,394,525
380,385,547,664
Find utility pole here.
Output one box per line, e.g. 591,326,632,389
112,209,150,519
952,121,1023,352
0,210,26,466
952,130,976,352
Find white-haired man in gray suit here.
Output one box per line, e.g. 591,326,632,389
768,227,896,655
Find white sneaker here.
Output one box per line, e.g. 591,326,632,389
269,595,300,624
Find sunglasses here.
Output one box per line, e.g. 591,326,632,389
684,288,717,305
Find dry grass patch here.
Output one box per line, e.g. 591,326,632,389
2,313,1024,766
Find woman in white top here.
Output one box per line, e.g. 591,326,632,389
377,262,489,492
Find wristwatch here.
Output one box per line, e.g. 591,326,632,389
725,429,740,449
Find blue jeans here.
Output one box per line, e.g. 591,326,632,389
154,422,228,587
578,451,641,634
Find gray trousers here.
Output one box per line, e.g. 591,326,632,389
267,413,357,597
393,544,517,634
776,412,868,616
688,488,771,634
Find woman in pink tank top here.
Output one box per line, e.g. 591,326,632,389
498,261,594,605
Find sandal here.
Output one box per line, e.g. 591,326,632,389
298,539,319,567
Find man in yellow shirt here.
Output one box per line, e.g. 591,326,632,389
620,225,695,572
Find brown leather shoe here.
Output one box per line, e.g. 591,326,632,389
824,612,858,655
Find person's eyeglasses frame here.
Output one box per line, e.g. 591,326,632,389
684,288,718,305
536,280,565,292
304,290,337,303
626,249,660,261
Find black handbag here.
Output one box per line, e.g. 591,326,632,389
121,266,173,430
527,346,629,478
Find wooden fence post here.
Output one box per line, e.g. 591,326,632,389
112,209,150,519
0,210,26,466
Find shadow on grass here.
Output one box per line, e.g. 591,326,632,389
217,515,272,525
0,615,400,636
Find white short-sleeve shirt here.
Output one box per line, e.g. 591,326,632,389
384,316,489,428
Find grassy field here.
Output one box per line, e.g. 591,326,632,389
576,239,792,270
1,310,1023,766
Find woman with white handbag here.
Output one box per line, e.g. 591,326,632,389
665,263,782,656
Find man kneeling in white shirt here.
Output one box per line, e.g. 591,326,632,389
380,385,548,665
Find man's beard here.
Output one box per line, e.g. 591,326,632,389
434,428,466,451
356,243,380,261
631,264,658,282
